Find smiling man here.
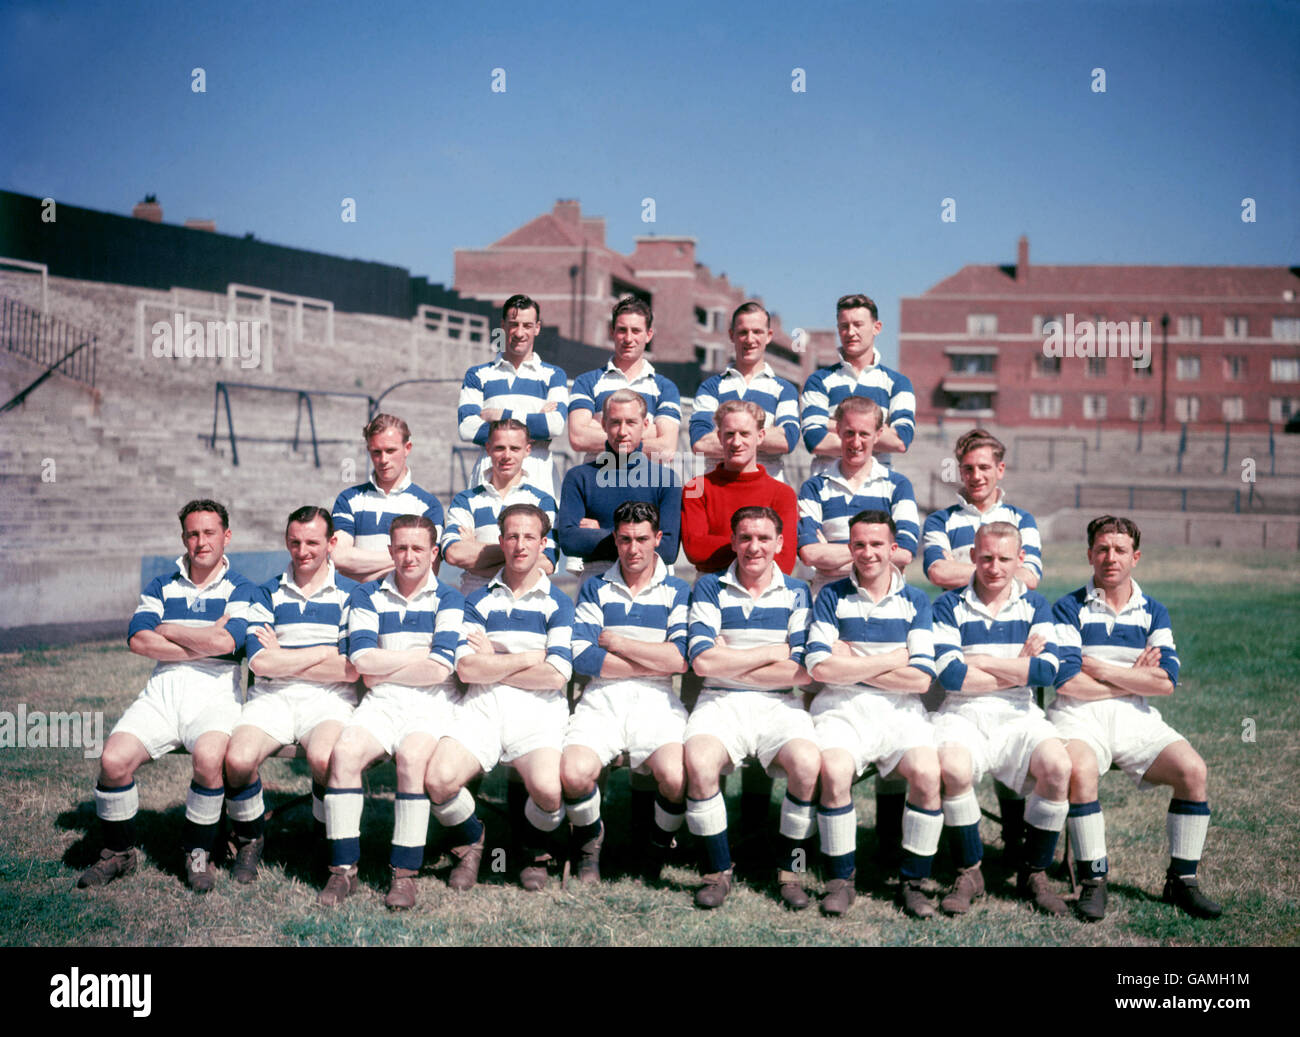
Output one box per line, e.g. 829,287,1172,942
331,413,444,584
923,429,1042,591
690,302,800,484
78,499,254,893
1049,516,1221,922
681,399,798,576
683,506,819,910
806,510,940,918
557,389,682,581
797,397,920,595
801,294,916,477
459,293,569,499
223,506,360,884
568,297,681,463
930,522,1072,916
441,418,557,596
425,504,575,892
318,515,465,910
561,501,691,884
921,428,1044,868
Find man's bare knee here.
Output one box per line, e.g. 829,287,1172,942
560,751,599,798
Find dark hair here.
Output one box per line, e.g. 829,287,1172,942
498,502,551,537
1087,515,1141,551
955,428,1006,464
730,300,770,331
611,296,653,330
179,498,229,530
848,508,895,538
285,505,333,538
613,500,660,533
389,514,437,544
836,294,879,322
501,293,541,325
731,505,782,536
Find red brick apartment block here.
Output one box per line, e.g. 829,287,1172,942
900,236,1300,430
453,199,810,382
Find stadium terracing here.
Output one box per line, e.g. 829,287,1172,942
1,190,1296,642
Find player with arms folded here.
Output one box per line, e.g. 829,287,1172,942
930,522,1072,916
317,515,465,910
689,301,799,483
425,504,575,892
77,499,254,893
561,501,690,884
1050,516,1221,922
805,510,941,918
568,296,680,463
223,506,360,883
683,506,820,911
441,417,557,596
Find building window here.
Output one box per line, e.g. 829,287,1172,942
1034,314,1064,335
1177,315,1202,338
1274,317,1300,342
1086,356,1106,377
1224,316,1249,339
967,313,997,336
1129,396,1150,421
1030,394,1061,419
1271,358,1300,382
713,311,725,333
952,394,993,412
1269,397,1300,423
1175,396,1201,423
1223,355,1247,380
694,306,709,328
1221,397,1245,423
1176,355,1201,380
949,354,995,374
1083,395,1108,420
1036,354,1061,376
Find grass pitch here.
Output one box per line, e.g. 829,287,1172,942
1,545,1296,946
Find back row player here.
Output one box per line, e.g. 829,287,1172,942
457,291,918,496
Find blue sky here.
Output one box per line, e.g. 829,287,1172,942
2,0,1296,364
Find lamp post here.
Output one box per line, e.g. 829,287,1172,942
1159,312,1170,430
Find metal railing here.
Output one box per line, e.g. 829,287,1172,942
1,295,97,388
1175,421,1280,476
209,381,376,467
1072,482,1292,515
1012,434,1088,474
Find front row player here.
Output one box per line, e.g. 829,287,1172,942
223,507,360,883
561,501,691,883
1051,515,1221,921
805,510,941,918
684,506,821,910
930,522,1072,916
424,504,575,892
79,500,253,892
318,515,465,910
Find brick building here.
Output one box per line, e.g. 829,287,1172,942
453,200,807,381
900,237,1300,430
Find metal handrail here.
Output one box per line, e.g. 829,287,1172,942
209,381,377,467
0,337,96,414
370,376,462,418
